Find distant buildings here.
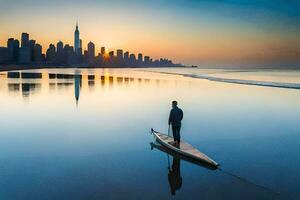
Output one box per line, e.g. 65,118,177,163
0,23,182,67
101,47,105,55
46,44,56,63
21,33,29,48
74,22,80,55
87,42,95,64
138,53,143,63
34,44,42,63
0,47,10,63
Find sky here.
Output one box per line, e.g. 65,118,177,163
0,0,299,68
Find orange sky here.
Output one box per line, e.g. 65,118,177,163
0,0,299,67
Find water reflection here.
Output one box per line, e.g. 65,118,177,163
7,72,20,78
74,74,81,105
150,142,217,196
168,156,182,195
0,68,300,199
3,71,174,104
8,83,20,92
21,72,42,79
21,83,41,97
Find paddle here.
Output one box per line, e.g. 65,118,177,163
167,125,171,170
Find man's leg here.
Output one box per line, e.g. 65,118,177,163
172,125,177,142
177,126,181,143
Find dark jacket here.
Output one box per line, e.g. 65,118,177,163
168,106,183,126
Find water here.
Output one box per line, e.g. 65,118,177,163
0,68,299,200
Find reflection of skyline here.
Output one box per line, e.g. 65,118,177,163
21,83,41,97
3,71,170,103
74,74,81,106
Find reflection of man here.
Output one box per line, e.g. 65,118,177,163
168,157,182,195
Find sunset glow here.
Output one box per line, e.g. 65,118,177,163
0,0,299,67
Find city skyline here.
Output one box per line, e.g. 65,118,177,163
0,0,299,67
0,23,179,67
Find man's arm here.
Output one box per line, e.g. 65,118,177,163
180,109,183,120
168,110,173,125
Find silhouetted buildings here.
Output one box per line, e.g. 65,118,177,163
46,44,56,63
34,44,42,63
138,53,143,63
124,51,129,64
0,47,10,63
101,47,105,55
21,33,29,48
0,23,182,67
74,22,80,55
56,41,64,63
87,42,95,65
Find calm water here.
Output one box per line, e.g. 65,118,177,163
0,68,300,200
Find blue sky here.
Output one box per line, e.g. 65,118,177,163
0,0,299,67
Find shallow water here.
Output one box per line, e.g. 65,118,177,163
0,68,299,200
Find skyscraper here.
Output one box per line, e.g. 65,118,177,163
138,53,143,63
87,41,95,64
13,39,19,61
117,49,123,60
21,33,29,48
46,44,56,63
57,41,64,55
19,33,30,63
144,56,150,64
29,40,36,62
101,47,105,55
7,38,14,61
74,22,80,55
33,44,42,62
109,51,114,57
124,51,129,61
56,41,64,63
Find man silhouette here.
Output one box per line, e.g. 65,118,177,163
168,101,183,146
168,156,182,195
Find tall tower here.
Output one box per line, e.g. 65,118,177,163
74,22,80,54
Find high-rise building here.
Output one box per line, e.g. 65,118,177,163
138,53,143,63
19,47,30,64
21,33,29,48
101,47,105,55
87,42,95,64
56,41,64,63
19,33,30,63
57,41,64,55
124,51,129,61
117,49,123,60
144,56,150,64
109,51,114,57
63,44,74,64
0,47,10,63
29,40,36,62
129,53,136,66
74,22,80,55
13,39,19,61
7,38,14,61
34,44,42,62
46,44,56,63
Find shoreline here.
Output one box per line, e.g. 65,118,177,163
0,65,190,72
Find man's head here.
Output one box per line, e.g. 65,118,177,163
172,101,178,108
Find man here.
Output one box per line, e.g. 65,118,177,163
168,101,183,146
